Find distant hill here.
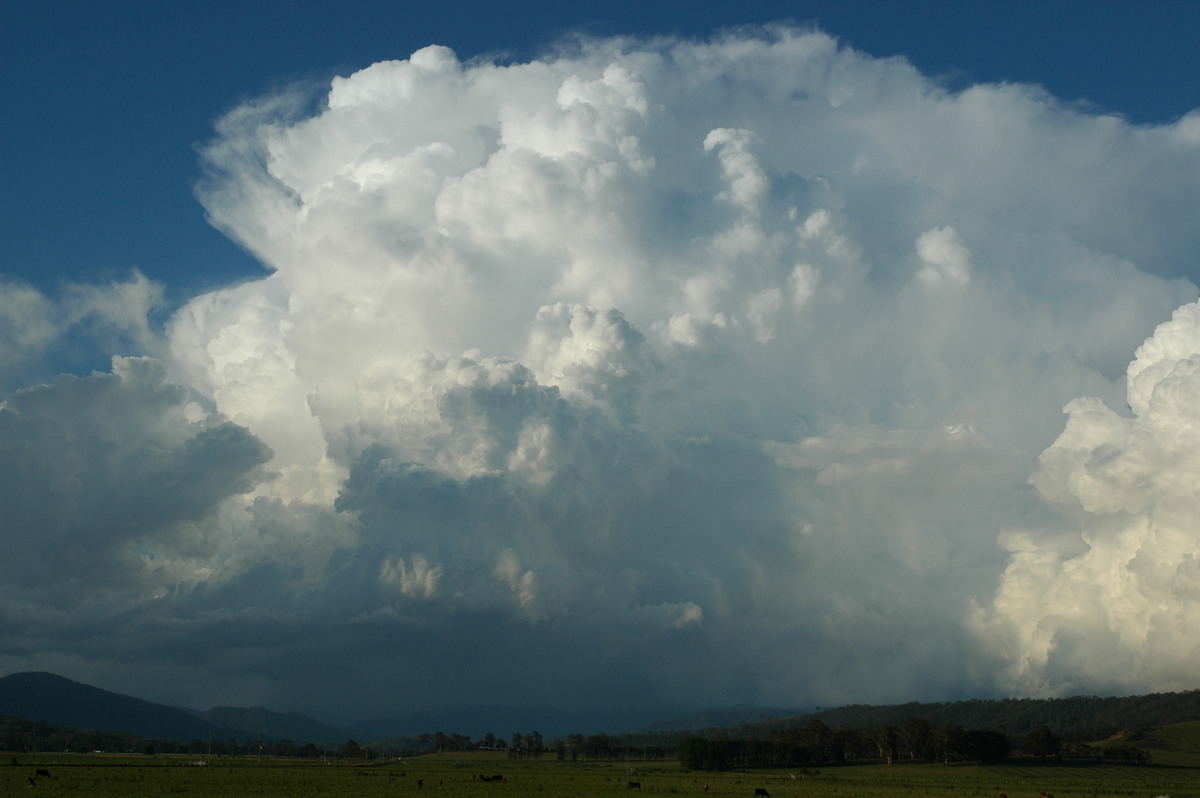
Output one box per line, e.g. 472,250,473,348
6,670,1198,751
799,692,1200,737
0,672,354,745
198,705,354,746
638,705,805,733
0,672,229,742
664,691,1200,741
1108,720,1200,754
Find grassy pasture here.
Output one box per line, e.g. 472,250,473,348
5,751,1200,797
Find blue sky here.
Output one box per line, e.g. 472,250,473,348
2,1,1199,723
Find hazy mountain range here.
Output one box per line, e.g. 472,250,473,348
0,672,355,745
10,671,1194,749
0,672,796,744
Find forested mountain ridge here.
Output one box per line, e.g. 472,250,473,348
0,672,355,746
4,669,1198,754
670,691,1200,740
671,698,1200,772
0,671,232,742
197,706,353,747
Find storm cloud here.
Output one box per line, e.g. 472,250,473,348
2,26,1198,719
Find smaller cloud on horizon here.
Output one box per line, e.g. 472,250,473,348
0,271,164,391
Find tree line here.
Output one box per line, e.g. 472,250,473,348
675,717,1164,771
0,714,316,758
409,729,668,762
0,715,410,760
678,718,1022,770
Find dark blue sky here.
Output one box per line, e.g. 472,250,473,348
2,0,1197,301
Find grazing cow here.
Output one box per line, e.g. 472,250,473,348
417,778,424,789
26,777,36,787
754,790,770,798
35,770,51,778
999,793,1008,798
703,786,708,793
627,781,641,789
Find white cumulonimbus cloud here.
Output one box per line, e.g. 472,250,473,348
2,26,1198,716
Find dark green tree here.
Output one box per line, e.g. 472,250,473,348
962,729,1009,762
929,724,964,764
869,725,897,764
898,717,931,761
1024,725,1061,757
803,719,833,760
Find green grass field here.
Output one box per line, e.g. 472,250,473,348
5,751,1200,798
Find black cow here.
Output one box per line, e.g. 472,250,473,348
35,770,51,778
627,781,641,789
753,789,770,798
